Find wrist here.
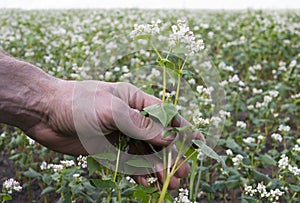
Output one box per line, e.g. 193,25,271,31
0,54,62,131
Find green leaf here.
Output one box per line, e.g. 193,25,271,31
126,158,153,168
133,189,150,203
225,179,241,190
41,186,55,196
134,34,150,41
201,182,215,193
193,140,226,169
242,196,259,203
2,194,12,201
92,152,117,162
290,184,300,192
250,169,271,183
23,168,41,179
260,154,276,166
143,103,178,127
91,179,116,190
158,58,175,69
87,156,102,176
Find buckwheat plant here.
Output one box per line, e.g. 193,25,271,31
130,19,224,202
1,178,22,202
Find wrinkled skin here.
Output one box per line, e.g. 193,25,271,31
0,50,203,189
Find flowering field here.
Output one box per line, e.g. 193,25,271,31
0,9,300,203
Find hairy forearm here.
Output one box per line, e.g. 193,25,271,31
0,51,60,131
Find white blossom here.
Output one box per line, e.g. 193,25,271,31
278,124,291,132
60,160,75,167
288,164,300,176
278,154,289,169
244,185,257,196
226,149,233,156
271,133,283,142
236,121,247,129
77,155,87,168
293,144,300,152
232,154,243,166
146,177,157,185
3,178,22,194
243,137,255,144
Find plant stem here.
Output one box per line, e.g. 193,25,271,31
158,174,172,203
117,186,122,203
174,73,181,106
194,159,203,201
162,65,166,102
113,147,121,182
174,55,188,106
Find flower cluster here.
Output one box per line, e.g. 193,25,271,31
232,154,244,166
2,178,22,194
130,20,161,39
271,133,283,142
40,159,75,172
174,188,196,203
236,121,247,129
278,153,300,175
77,155,87,168
244,182,285,202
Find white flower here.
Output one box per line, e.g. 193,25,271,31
77,155,87,168
257,135,264,141
188,78,195,85
169,20,204,55
73,173,80,178
291,92,300,99
271,133,283,142
263,95,272,104
193,117,210,126
229,74,240,83
288,164,300,176
27,137,35,145
60,160,75,167
130,22,160,39
126,176,136,184
293,144,300,152
219,110,231,119
0,132,5,137
232,154,243,166
226,149,233,156
278,154,289,169
289,60,297,67
40,161,48,170
174,188,194,203
247,105,254,110
146,177,157,185
210,116,222,126
269,90,279,98
3,178,22,194
219,80,228,86
297,138,300,145
244,185,257,196
278,124,290,132
243,137,255,144
52,164,64,172
236,121,247,129
257,182,267,197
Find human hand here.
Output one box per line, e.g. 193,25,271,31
24,79,203,189
0,51,203,189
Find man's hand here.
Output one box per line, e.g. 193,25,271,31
0,50,203,189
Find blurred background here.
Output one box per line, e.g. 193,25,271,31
0,0,299,10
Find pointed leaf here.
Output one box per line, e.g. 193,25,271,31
193,140,226,169
143,103,178,127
